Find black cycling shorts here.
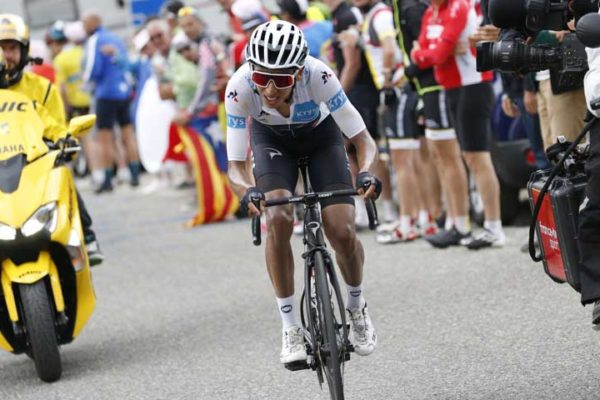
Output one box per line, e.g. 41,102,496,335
385,85,424,146
348,83,380,139
446,82,494,152
250,115,354,208
96,99,132,130
422,90,451,130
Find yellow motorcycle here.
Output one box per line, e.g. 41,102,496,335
0,89,96,382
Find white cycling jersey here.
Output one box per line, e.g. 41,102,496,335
225,56,367,161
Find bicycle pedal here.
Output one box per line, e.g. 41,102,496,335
284,360,311,371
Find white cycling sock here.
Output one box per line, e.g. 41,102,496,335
445,216,454,231
484,220,503,236
382,200,397,222
399,215,412,234
277,295,299,330
91,170,105,186
346,284,365,310
418,210,430,227
454,216,471,234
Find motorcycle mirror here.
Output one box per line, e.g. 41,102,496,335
68,114,96,137
576,13,600,48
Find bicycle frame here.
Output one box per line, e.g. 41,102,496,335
250,158,378,398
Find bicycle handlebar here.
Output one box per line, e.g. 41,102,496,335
251,188,379,246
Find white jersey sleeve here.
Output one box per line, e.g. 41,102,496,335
225,65,251,161
372,8,396,42
308,59,366,138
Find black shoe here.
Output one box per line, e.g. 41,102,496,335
424,227,471,249
592,301,600,325
94,180,113,194
130,175,140,187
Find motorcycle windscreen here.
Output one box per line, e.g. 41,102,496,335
0,154,26,193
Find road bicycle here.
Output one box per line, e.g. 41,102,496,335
250,158,378,399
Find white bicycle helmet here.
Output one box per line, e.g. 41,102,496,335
246,20,308,70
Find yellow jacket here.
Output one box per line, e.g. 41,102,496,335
8,71,67,142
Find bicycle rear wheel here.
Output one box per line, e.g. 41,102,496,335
314,250,344,400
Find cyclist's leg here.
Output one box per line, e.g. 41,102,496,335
423,90,470,235
116,99,141,186
250,127,298,301
94,99,117,192
250,123,307,362
307,116,376,354
415,136,443,227
457,82,505,248
379,85,421,241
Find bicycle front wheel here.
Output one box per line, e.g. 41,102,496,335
314,251,344,400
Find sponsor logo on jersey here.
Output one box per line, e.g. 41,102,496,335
326,90,347,112
227,90,239,103
321,70,332,85
292,101,320,123
226,114,247,129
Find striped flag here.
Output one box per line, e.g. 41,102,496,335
175,116,239,226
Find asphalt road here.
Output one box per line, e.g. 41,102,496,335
1,180,599,400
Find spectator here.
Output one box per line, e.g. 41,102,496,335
49,20,98,182
81,11,141,192
277,0,333,60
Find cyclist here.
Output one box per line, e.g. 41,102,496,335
0,14,104,265
225,21,379,364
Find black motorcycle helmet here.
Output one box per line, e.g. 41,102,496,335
0,14,31,88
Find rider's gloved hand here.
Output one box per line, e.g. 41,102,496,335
240,187,265,217
56,135,78,149
356,172,382,200
55,135,79,161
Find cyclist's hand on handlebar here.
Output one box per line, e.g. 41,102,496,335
356,172,382,200
240,187,265,217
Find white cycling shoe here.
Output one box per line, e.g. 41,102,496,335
280,326,307,364
347,304,377,356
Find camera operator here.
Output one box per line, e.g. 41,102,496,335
486,1,590,149
484,0,600,323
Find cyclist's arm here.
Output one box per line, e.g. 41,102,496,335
374,9,400,86
224,73,252,197
339,37,361,92
349,129,378,174
312,60,377,172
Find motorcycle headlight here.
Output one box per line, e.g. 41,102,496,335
0,222,16,240
21,202,58,237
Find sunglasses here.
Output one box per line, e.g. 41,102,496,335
251,71,296,89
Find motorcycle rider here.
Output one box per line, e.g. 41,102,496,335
0,14,104,266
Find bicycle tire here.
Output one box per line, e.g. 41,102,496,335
314,250,344,400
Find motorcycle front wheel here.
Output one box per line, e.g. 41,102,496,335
19,280,62,382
